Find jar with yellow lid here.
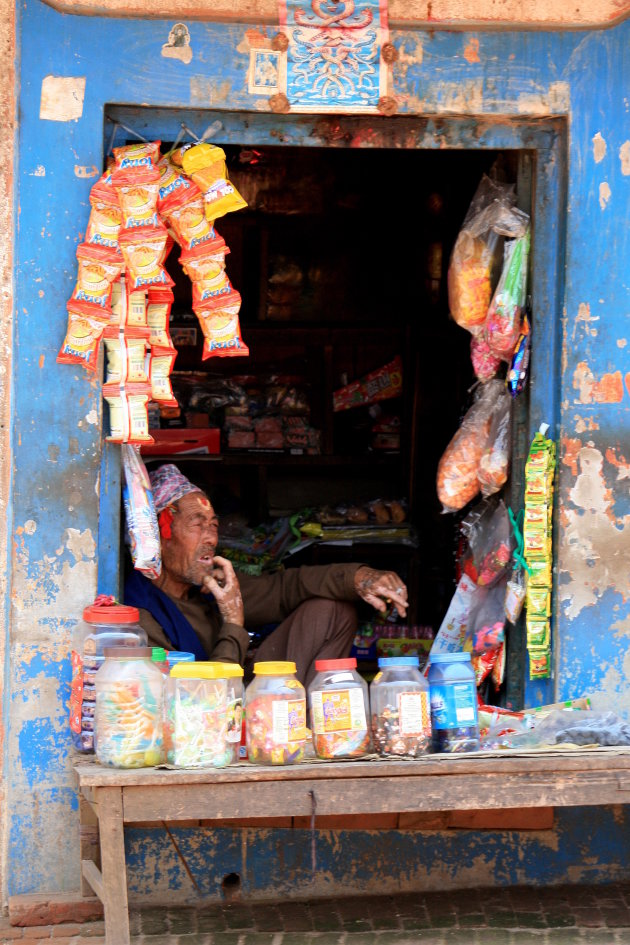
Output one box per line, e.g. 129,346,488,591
207,662,244,764
165,662,229,768
244,661,306,765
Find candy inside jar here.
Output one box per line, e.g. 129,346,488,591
244,661,306,765
370,656,432,758
94,645,164,768
165,662,230,768
308,658,370,759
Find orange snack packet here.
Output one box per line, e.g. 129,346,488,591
112,166,161,229
160,183,215,249
194,291,249,359
103,326,150,385
112,141,161,170
118,226,174,290
57,299,110,372
71,243,123,309
156,155,195,210
103,382,153,444
110,279,148,328
148,345,179,406
146,286,174,347
180,237,231,303
86,179,123,248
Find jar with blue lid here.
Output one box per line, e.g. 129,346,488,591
428,652,479,753
370,656,432,757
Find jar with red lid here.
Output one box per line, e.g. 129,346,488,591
307,658,371,759
69,595,147,753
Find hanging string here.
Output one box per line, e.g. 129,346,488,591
508,505,531,574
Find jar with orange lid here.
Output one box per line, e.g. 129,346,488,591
69,595,147,753
244,661,306,765
308,658,371,759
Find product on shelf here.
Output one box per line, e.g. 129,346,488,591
245,661,307,765
370,656,432,757
309,658,370,759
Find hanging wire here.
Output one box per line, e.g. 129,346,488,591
106,121,119,157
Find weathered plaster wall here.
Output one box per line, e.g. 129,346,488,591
0,0,16,912
6,2,630,903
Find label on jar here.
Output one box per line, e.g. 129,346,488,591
430,682,477,730
311,688,367,734
398,690,431,737
272,698,306,744
226,697,243,743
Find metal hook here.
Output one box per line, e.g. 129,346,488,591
106,121,119,157
115,120,149,143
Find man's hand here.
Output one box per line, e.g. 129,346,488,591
354,566,408,618
201,555,245,626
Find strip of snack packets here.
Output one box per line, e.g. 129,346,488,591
523,425,556,678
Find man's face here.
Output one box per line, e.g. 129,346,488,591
161,491,219,588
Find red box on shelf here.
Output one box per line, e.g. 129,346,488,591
140,428,221,456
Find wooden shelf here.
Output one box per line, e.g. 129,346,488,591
142,451,401,467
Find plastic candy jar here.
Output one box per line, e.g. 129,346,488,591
94,645,164,768
244,661,306,765
308,658,370,759
370,656,432,757
208,662,244,764
69,596,147,754
165,663,229,768
428,652,480,753
167,651,195,670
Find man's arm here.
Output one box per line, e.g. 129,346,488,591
239,563,363,627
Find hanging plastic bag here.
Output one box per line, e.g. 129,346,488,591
460,497,513,588
478,389,511,497
505,568,527,623
447,176,524,336
485,227,530,361
436,378,504,513
470,575,508,654
507,312,532,397
430,574,486,657
122,444,161,579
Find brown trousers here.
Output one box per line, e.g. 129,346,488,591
248,598,358,690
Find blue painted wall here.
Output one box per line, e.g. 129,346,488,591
6,1,630,900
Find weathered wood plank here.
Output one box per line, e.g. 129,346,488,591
120,770,630,822
79,795,101,898
81,859,104,902
96,787,130,945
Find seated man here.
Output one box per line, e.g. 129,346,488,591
124,464,408,689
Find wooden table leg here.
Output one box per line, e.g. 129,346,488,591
97,786,130,945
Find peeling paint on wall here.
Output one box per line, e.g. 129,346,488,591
599,181,612,209
593,131,607,163
39,76,86,122
620,140,630,175
572,363,624,404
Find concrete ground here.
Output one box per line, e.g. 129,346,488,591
4,884,630,944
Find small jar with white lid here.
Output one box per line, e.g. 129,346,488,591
308,658,370,759
370,656,432,757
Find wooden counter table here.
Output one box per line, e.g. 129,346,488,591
75,750,630,945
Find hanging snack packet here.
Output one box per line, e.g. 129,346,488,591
71,242,123,309
57,299,110,371
504,568,527,623
471,335,501,383
110,279,148,328
148,345,179,407
194,290,249,358
160,182,215,249
485,228,530,361
436,378,504,513
156,154,195,209
507,313,531,397
121,443,161,580
86,178,123,248
103,381,153,444
181,236,232,302
202,178,248,222
112,140,161,170
146,286,174,347
478,388,511,497
112,166,161,229
181,143,227,190
118,226,174,290
103,326,150,385
333,356,403,412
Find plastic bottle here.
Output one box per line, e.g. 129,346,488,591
244,661,306,765
428,652,479,753
370,656,432,757
166,651,196,670
94,645,164,768
165,662,229,768
308,657,370,759
69,596,147,753
151,647,170,675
